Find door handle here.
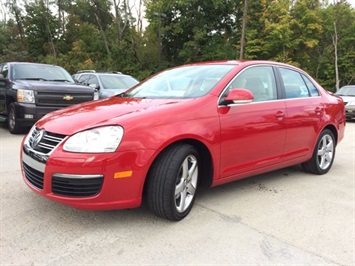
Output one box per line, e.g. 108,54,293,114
275,111,285,120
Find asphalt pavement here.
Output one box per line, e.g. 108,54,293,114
0,122,354,265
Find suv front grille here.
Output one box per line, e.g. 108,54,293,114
23,162,44,189
52,175,103,197
28,128,66,154
36,91,93,107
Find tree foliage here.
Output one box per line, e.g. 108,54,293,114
0,0,354,90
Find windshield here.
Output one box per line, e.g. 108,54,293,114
125,64,235,98
335,86,355,96
12,64,75,82
100,75,139,90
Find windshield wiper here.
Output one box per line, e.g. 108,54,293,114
116,93,130,98
17,78,48,81
50,79,73,82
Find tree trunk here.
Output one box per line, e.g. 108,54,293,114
239,0,248,60
11,0,25,44
333,22,339,91
94,12,111,59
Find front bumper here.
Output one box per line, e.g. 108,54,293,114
21,142,156,210
15,103,61,127
345,104,355,120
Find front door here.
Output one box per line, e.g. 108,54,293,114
218,66,287,179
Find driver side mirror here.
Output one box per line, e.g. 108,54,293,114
89,84,100,90
224,89,254,104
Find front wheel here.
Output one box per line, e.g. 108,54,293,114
302,129,335,175
146,144,199,221
8,103,23,134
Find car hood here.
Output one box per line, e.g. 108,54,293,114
14,80,93,92
36,97,195,135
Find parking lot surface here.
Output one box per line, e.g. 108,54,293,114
0,122,354,265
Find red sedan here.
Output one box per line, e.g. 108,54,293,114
21,61,346,221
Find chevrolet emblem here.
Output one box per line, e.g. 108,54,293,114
63,95,73,101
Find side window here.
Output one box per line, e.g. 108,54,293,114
302,74,319,96
1,64,9,79
87,76,99,87
228,66,277,102
279,68,310,99
78,74,89,84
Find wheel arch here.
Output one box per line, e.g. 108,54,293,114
5,96,16,113
143,138,214,197
323,124,338,146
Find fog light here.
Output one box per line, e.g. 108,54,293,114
24,114,34,119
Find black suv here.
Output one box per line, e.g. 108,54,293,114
0,62,98,133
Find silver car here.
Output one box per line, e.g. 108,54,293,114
76,71,139,99
335,85,355,120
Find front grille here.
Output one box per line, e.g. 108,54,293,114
23,162,44,189
36,91,93,107
52,175,103,197
28,128,66,154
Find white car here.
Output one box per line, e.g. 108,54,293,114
335,85,355,120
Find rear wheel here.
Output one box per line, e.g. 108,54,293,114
146,144,199,221
8,103,23,134
302,129,335,175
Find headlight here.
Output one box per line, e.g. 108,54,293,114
63,126,124,153
346,101,355,106
18,89,35,103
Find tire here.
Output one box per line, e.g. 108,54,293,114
302,129,335,175
146,144,199,221
8,103,23,134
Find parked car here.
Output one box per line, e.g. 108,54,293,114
0,62,99,133
21,60,346,221
335,85,355,120
72,70,96,81
75,71,139,98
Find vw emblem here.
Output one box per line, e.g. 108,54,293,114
32,130,44,149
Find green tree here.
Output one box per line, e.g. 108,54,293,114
291,0,323,73
317,1,355,90
24,0,58,59
145,0,240,67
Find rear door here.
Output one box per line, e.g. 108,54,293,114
277,67,323,161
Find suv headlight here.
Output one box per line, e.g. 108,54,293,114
17,89,35,103
63,126,124,153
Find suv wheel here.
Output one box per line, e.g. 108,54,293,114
8,103,22,134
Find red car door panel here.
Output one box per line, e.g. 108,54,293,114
219,100,287,179
283,97,323,160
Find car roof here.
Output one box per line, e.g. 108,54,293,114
76,70,122,74
340,85,355,88
167,60,303,72
77,72,133,77
5,62,59,67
